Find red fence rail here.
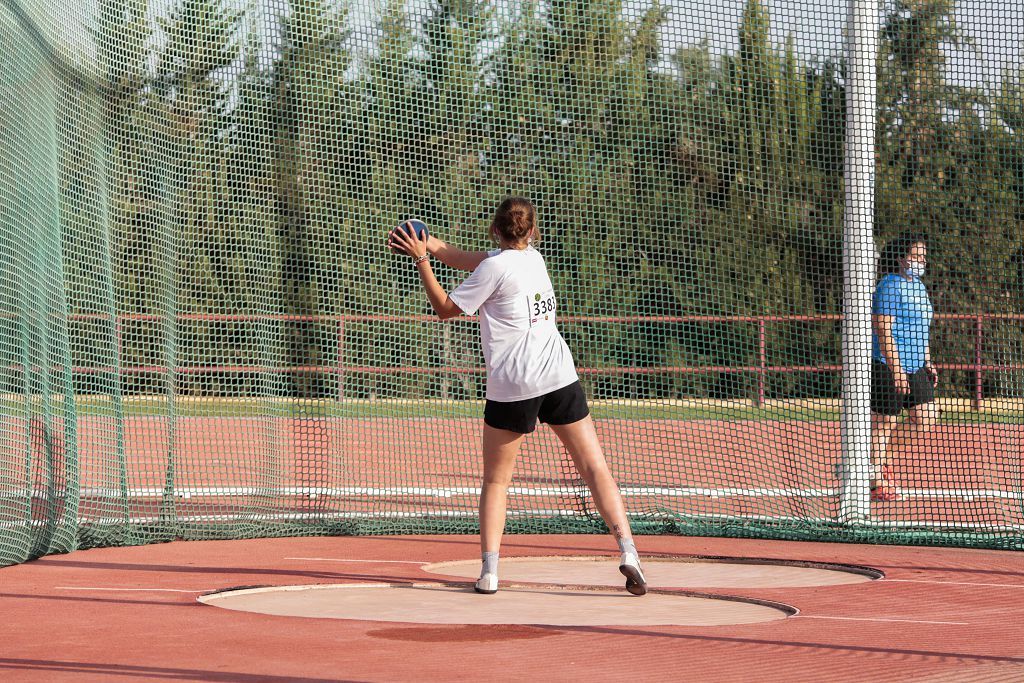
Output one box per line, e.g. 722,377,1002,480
40,312,1023,408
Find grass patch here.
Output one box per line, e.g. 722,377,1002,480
3,396,1020,423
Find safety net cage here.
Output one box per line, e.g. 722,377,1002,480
1,0,1022,567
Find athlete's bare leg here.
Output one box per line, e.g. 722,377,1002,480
548,416,631,542
479,424,525,554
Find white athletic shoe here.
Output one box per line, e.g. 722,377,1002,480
475,572,498,594
619,552,648,596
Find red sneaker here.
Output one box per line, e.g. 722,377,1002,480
870,483,901,502
870,464,899,501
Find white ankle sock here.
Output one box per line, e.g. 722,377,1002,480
481,551,499,576
617,537,637,556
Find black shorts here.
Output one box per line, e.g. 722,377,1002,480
871,360,935,416
484,381,591,434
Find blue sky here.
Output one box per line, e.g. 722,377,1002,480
381,0,1024,91
12,0,1024,91
650,0,1023,90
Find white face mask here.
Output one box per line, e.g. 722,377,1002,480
908,261,926,278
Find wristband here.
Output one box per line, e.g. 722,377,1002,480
413,254,429,265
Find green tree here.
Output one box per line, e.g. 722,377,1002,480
340,0,411,399
222,24,285,397
877,0,1023,398
661,0,847,399
407,0,496,399
152,0,241,397
98,0,157,330
994,67,1024,313
270,0,350,399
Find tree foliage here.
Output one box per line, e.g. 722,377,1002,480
74,0,1024,401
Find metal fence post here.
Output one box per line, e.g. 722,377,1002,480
337,319,345,402
756,318,767,408
974,315,983,411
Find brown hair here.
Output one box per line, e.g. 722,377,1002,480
490,197,538,247
879,232,927,276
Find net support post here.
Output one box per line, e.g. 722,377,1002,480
839,0,878,523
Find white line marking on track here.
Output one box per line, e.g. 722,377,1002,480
284,557,428,564
7,514,1023,533
55,587,214,593
5,484,1008,500
794,616,968,625
884,579,1024,589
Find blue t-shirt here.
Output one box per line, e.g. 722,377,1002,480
871,273,933,373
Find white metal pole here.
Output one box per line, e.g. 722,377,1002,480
840,0,878,523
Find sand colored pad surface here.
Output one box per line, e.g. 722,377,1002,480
4,536,1023,682
198,583,794,626
423,556,880,588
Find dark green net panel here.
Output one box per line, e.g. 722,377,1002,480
1,0,1022,567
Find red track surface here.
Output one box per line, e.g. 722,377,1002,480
51,417,1022,525
1,535,1022,682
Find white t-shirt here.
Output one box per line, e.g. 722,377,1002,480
448,247,579,401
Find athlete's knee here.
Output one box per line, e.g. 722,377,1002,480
580,464,615,491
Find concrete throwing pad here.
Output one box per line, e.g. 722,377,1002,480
199,583,793,626
423,556,880,588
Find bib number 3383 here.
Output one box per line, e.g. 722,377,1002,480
527,289,557,328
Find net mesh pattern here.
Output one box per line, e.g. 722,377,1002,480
2,0,1022,566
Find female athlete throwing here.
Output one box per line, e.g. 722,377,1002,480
388,197,646,596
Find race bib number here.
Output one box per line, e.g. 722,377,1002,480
527,289,557,328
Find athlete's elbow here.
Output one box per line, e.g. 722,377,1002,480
434,303,462,321
433,297,464,321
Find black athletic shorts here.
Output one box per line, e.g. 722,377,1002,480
871,359,935,416
484,381,591,434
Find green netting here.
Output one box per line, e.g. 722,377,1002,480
2,0,1023,567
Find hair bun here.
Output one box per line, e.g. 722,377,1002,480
510,210,533,239
491,197,537,246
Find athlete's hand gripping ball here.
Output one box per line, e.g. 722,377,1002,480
389,220,429,259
